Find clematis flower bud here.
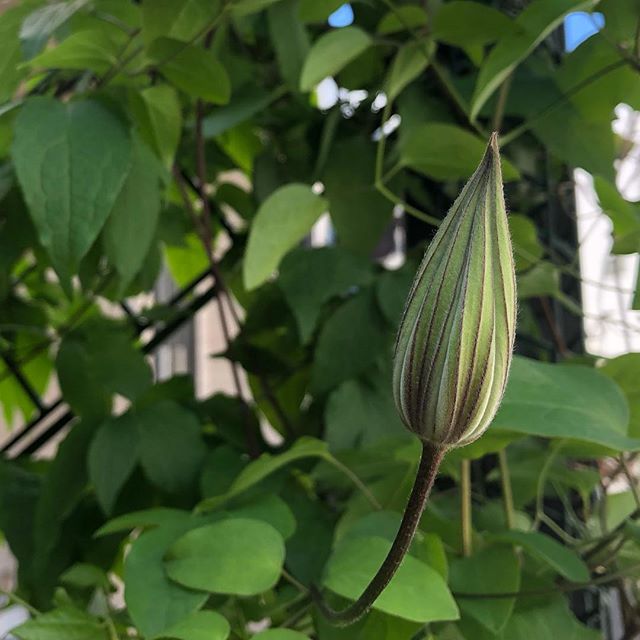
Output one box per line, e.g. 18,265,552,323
392,133,516,448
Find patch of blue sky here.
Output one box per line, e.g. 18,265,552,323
328,4,354,28
564,11,605,52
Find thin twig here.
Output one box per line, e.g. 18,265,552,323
172,163,259,458
373,101,441,227
532,441,565,529
539,297,570,356
175,168,296,440
491,74,513,133
282,569,309,594
326,456,382,511
0,589,40,616
583,508,640,562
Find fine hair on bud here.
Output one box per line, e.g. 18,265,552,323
392,132,517,449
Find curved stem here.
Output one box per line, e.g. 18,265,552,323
460,459,472,556
1,589,40,616
326,457,382,511
312,441,446,626
498,449,515,530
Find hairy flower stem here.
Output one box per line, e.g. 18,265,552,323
312,441,446,626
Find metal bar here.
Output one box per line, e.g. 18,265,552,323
0,351,45,412
0,398,63,453
167,268,211,306
119,301,148,331
18,406,75,457
142,284,217,354
6,283,218,457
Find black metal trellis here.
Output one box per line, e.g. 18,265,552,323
0,267,217,458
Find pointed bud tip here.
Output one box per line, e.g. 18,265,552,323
489,131,500,153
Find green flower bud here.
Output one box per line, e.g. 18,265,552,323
393,133,516,448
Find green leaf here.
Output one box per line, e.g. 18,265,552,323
0,463,40,591
470,0,598,120
142,0,221,43
594,176,640,254
149,38,230,104
12,97,132,287
516,260,561,299
229,494,297,540
492,530,589,582
385,40,432,101
0,2,39,102
234,438,326,493
232,0,284,17
278,247,373,342
323,535,459,623
449,546,520,633
556,38,640,122
432,1,513,50
509,214,543,271
138,401,207,494
202,86,277,138
129,85,182,168
377,6,429,35
56,320,153,417
30,420,99,597
492,356,638,451
60,563,109,590
200,445,245,498
156,611,230,640
197,437,329,511
335,511,405,547
13,607,108,640
88,413,140,514
215,121,262,173
531,97,616,181
375,264,416,327
299,27,372,91
310,288,390,394
96,507,190,537
125,521,209,638
104,138,162,289
164,232,209,287
599,0,640,40
335,511,447,580
27,28,123,73
298,0,344,23
243,183,327,290
253,631,310,640
600,354,640,438
166,518,285,595
323,137,394,255
19,0,90,59
326,368,408,451
501,597,600,640
268,0,310,89
0,334,52,424
400,123,519,181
